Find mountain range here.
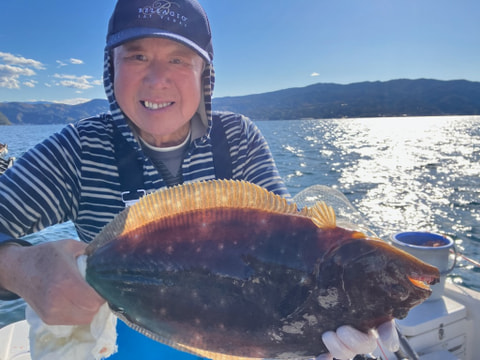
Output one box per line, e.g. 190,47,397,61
1,79,479,125
0,99,109,126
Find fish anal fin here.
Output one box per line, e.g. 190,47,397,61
177,344,263,360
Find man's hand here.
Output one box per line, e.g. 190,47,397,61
0,239,105,325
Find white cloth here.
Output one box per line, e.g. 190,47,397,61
26,255,117,360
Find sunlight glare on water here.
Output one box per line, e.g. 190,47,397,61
332,116,480,237
258,116,480,290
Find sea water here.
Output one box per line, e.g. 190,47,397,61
0,115,479,329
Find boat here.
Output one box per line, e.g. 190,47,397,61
0,142,14,175
0,185,479,359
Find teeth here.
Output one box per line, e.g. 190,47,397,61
143,101,172,110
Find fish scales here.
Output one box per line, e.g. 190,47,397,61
85,180,440,359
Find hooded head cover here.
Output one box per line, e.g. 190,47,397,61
103,0,215,141
106,0,213,63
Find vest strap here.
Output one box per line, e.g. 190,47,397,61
113,116,232,207
112,128,146,207
210,115,233,180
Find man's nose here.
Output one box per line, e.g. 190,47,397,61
144,60,171,87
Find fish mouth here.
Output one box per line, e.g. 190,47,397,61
407,273,439,291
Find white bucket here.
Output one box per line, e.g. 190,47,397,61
390,231,456,301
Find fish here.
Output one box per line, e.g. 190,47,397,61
85,179,440,360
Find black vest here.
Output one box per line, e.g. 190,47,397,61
113,117,232,206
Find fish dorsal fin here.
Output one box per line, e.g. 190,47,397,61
88,180,299,252
127,180,299,230
307,201,337,229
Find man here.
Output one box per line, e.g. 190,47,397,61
0,1,397,358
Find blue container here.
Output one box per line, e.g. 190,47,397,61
390,231,456,301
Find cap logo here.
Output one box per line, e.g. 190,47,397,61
138,1,188,27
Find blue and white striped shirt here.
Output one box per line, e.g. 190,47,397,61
0,112,289,243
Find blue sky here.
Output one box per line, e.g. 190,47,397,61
1,0,479,104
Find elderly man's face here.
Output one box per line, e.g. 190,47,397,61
113,37,204,147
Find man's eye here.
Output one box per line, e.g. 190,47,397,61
125,54,147,62
135,54,148,61
170,58,185,65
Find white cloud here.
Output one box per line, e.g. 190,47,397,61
0,64,37,89
310,72,320,77
53,98,91,105
0,52,43,89
70,58,84,65
0,52,97,92
52,73,100,90
0,64,36,77
0,75,20,89
0,52,45,70
57,58,84,67
23,80,38,88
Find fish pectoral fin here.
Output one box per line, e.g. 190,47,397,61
309,201,337,229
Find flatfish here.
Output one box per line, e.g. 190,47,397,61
85,180,439,359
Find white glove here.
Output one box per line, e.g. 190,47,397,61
316,320,399,360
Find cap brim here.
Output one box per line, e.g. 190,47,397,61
106,27,211,63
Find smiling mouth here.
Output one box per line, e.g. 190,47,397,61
142,101,174,110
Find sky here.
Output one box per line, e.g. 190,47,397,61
0,0,479,104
